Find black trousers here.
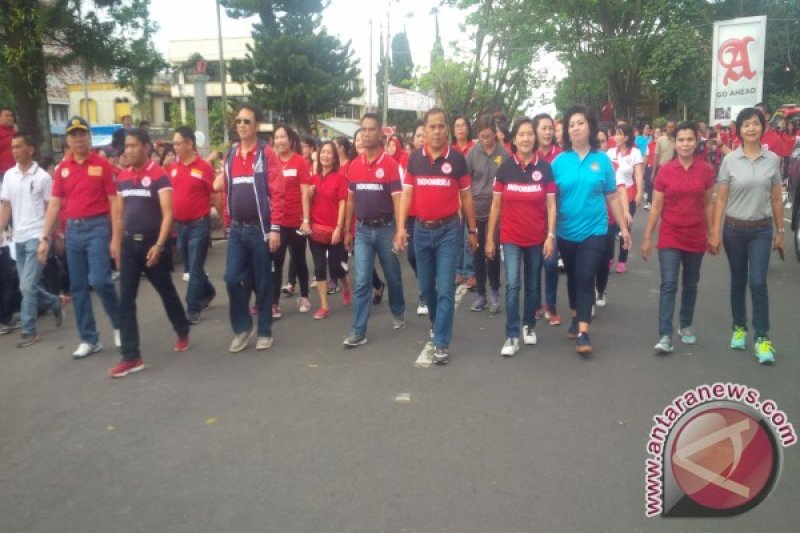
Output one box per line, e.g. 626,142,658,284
472,218,500,296
119,235,190,361
560,235,606,324
272,226,309,303
595,223,618,295
310,240,347,281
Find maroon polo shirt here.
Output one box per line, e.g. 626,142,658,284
347,151,403,222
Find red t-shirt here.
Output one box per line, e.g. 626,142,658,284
0,125,14,176
168,156,215,222
405,145,470,221
654,157,715,253
493,154,556,246
452,140,474,157
310,170,348,227
52,152,117,219
646,141,657,167
277,152,311,228
761,128,794,158
537,144,562,164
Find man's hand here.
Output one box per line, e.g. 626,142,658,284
145,244,162,268
344,232,353,253
485,238,496,260
641,236,652,261
268,231,280,253
467,232,478,252
37,239,50,264
393,227,407,253
110,237,121,262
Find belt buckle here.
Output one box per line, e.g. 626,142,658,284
132,234,144,242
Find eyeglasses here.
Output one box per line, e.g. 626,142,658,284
235,118,252,125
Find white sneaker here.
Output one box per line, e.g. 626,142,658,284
416,301,428,316
182,272,190,281
501,337,520,356
114,329,121,347
523,325,537,345
596,291,607,307
72,342,102,359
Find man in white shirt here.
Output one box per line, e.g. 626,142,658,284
0,132,63,347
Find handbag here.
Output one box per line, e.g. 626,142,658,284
310,223,336,244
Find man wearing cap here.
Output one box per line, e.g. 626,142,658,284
214,103,285,352
109,129,191,378
168,126,217,324
0,132,63,347
39,116,122,358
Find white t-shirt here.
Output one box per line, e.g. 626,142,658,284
0,162,53,243
607,146,643,189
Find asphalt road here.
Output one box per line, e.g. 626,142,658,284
1,214,798,533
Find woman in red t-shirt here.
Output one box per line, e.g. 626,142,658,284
307,141,350,319
386,134,408,170
485,117,557,356
451,114,474,156
271,124,312,317
641,121,714,354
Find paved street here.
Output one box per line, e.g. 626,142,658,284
1,215,799,532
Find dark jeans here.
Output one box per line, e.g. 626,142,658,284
310,240,347,281
535,238,559,312
65,216,120,345
0,245,15,324
455,219,474,277
596,223,618,295
723,223,772,337
472,218,500,296
415,218,459,348
658,248,704,337
225,222,273,337
560,235,606,324
272,226,309,302
503,243,542,339
176,217,216,313
119,235,189,361
405,217,417,275
645,166,654,203
618,201,636,263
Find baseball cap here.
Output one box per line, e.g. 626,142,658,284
66,116,90,134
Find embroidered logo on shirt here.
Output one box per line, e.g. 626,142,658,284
375,168,385,179
494,156,503,166
88,165,103,177
590,162,600,172
190,168,203,179
141,177,152,188
283,168,298,177
61,168,69,178
441,162,453,175
532,170,543,182
172,169,178,177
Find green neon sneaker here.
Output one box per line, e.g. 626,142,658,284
730,326,747,350
754,337,775,364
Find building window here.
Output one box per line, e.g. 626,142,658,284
50,104,69,123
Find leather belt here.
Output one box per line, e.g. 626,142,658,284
359,216,393,227
125,232,158,242
724,216,771,228
417,213,458,229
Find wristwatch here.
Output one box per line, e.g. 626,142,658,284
468,228,478,235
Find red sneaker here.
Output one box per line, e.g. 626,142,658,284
175,334,190,352
342,288,352,306
109,358,144,379
314,308,331,320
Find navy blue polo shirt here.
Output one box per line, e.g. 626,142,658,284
348,151,403,221
117,161,172,234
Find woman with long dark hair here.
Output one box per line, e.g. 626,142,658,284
451,114,474,156
271,123,312,318
308,141,350,318
709,107,784,364
551,105,630,354
486,117,556,356
607,123,644,274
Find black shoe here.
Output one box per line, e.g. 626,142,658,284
188,312,201,325
17,332,39,348
372,282,385,305
201,287,217,310
433,347,450,365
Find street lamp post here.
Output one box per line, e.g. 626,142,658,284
216,0,229,145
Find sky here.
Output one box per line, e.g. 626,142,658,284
149,0,559,113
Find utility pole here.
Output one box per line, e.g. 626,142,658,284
383,9,390,126
369,19,373,112
216,0,229,145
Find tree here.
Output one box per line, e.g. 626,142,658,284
0,0,164,155
376,31,417,134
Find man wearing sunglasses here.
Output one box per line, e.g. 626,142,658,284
214,104,285,352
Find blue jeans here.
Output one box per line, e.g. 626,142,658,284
415,218,459,348
65,216,120,344
351,221,405,336
536,237,559,311
657,248,704,337
15,239,59,335
456,220,474,277
225,222,273,337
176,217,216,313
723,223,772,337
504,243,543,339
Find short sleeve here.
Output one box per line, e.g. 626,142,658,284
298,158,312,185
770,155,782,187
603,156,617,193
155,174,172,192
336,173,348,201
632,148,644,166
717,154,731,185
102,160,117,196
42,174,53,201
458,173,472,190
387,161,403,194
52,164,65,197
403,170,415,187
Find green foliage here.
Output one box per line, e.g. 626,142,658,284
169,99,196,131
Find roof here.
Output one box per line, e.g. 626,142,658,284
316,119,360,139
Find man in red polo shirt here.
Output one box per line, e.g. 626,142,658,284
109,129,191,378
396,107,478,365
38,116,122,359
0,107,15,176
341,112,405,347
169,126,217,324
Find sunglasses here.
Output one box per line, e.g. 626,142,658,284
235,118,253,125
